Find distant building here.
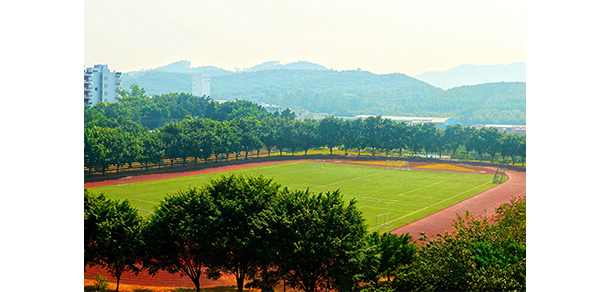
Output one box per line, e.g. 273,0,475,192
260,103,283,113
192,73,211,97
355,115,455,129
84,65,122,106
475,124,526,135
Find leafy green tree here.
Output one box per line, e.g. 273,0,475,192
518,135,526,163
137,130,165,170
187,118,219,163
84,189,108,267
84,189,145,292
144,187,222,292
377,233,418,282
233,117,263,159
266,189,367,292
318,116,343,155
84,126,115,175
393,197,526,292
417,123,439,158
204,175,284,292
259,117,278,157
342,118,363,155
275,118,297,156
480,127,503,162
462,126,478,160
212,120,241,161
362,232,418,288
442,124,465,159
296,119,320,155
363,116,383,155
159,121,189,167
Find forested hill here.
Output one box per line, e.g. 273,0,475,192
120,69,525,125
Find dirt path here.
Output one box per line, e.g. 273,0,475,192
84,159,525,290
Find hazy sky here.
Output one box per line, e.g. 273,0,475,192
84,0,525,76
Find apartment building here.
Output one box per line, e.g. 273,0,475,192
192,73,211,97
84,65,122,106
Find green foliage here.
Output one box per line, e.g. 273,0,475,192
392,197,526,291
120,69,525,124
204,175,284,292
265,189,367,292
85,273,109,292
144,187,222,292
84,189,145,292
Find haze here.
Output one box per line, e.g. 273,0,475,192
85,0,525,76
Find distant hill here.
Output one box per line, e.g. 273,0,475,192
123,60,233,79
415,62,526,90
243,61,329,72
118,61,526,125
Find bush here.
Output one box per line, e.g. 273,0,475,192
84,273,109,292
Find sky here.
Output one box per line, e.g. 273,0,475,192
84,0,526,76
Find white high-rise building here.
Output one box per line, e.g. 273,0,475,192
84,65,122,107
192,73,211,97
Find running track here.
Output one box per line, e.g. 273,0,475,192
84,159,526,290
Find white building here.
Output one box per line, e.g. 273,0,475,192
192,73,211,97
355,115,455,129
84,65,122,107
475,124,526,135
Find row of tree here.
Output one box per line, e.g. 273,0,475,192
85,175,526,292
84,175,415,292
85,113,526,175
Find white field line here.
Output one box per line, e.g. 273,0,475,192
368,181,492,231
313,171,387,189
397,174,458,197
358,205,407,213
129,197,158,204
356,196,429,207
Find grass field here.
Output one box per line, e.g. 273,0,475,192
91,161,497,231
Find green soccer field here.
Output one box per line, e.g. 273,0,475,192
90,161,497,231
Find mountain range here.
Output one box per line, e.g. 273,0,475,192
414,62,526,90
119,61,526,125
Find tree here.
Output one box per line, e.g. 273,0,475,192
442,124,465,159
275,118,297,156
187,118,219,163
144,187,221,292
393,197,526,292
84,189,145,291
296,119,320,155
266,189,367,292
233,117,263,159
84,189,108,268
318,116,343,155
363,116,383,155
204,175,284,292
342,118,364,155
260,117,278,157
84,126,116,175
480,127,502,162
362,232,418,288
137,130,165,170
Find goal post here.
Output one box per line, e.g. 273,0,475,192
373,212,393,230
493,167,507,184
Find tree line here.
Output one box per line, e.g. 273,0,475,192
85,112,526,175
85,174,525,292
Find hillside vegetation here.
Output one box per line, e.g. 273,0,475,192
120,69,525,125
